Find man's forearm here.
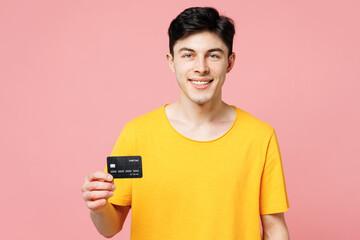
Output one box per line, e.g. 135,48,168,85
90,202,124,238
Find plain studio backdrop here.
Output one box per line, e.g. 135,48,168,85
0,0,359,239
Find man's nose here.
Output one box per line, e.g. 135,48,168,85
194,58,209,74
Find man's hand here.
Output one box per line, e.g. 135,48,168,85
81,171,116,211
82,171,129,237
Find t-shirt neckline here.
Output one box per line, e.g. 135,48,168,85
161,104,239,143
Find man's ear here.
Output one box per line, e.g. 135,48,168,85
226,52,236,73
166,53,175,73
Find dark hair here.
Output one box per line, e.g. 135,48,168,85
168,7,235,57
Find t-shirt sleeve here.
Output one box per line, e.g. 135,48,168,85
105,122,135,206
259,130,290,215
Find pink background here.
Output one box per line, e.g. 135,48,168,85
1,0,359,239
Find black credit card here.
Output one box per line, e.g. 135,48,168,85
107,156,143,178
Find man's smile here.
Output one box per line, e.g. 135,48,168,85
188,78,214,89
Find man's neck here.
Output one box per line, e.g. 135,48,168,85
167,97,233,127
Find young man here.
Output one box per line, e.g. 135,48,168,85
82,7,290,240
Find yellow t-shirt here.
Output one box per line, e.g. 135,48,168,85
107,105,289,240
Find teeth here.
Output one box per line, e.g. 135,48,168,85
192,81,210,85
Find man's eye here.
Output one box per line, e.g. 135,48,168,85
209,54,219,59
184,54,192,58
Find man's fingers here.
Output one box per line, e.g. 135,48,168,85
82,171,116,211
84,190,114,201
86,199,107,210
87,171,113,182
85,182,116,191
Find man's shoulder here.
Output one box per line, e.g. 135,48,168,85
235,107,275,135
123,105,165,130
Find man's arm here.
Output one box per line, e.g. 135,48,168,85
261,212,290,240
90,203,130,238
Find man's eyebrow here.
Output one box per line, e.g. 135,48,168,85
178,48,195,53
208,48,225,54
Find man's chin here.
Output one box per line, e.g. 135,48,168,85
189,97,210,105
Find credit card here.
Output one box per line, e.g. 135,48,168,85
107,156,143,178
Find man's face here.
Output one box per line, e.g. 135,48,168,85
167,31,235,105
